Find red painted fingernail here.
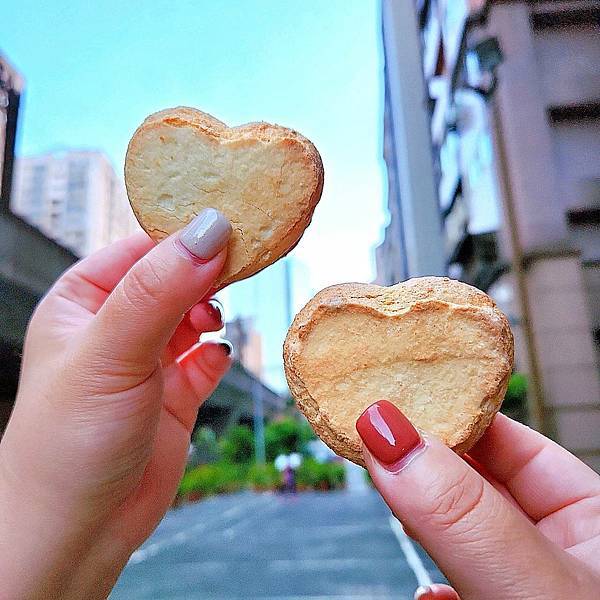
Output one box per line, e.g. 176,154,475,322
414,586,432,600
356,400,422,469
206,299,224,326
217,339,233,356
176,342,202,368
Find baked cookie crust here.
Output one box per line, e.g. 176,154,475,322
125,107,324,289
284,278,514,466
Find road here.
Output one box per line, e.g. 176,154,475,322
111,490,445,599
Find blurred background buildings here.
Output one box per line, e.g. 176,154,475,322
379,0,600,470
225,256,311,392
12,150,138,256
0,55,22,204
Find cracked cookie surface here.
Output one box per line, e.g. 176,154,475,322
125,107,324,289
284,278,514,466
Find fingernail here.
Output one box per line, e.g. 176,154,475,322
218,339,233,357
176,339,233,369
179,208,232,260
207,299,224,325
414,586,431,600
176,342,202,368
356,400,422,470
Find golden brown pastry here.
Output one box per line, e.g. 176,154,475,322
125,107,324,289
284,277,514,466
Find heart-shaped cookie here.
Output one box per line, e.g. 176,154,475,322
284,277,514,466
125,107,324,288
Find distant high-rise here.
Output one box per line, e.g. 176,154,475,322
226,316,264,379
380,0,600,470
224,255,311,394
0,54,24,208
12,150,138,256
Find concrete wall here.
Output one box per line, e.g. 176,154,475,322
489,4,569,251
533,24,600,108
488,3,600,464
551,121,600,213
526,256,600,406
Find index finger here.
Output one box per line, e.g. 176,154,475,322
469,414,600,521
49,232,155,314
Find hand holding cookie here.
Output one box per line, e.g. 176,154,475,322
283,277,600,600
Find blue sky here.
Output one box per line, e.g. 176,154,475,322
4,0,386,293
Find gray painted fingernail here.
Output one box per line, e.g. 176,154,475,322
179,208,231,260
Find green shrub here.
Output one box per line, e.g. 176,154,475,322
178,462,247,497
248,462,281,490
503,372,528,422
221,425,255,463
506,372,527,401
265,418,316,461
296,458,345,490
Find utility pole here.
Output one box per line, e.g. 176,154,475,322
252,378,266,463
491,101,548,435
284,258,293,325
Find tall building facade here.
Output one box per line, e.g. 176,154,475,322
374,74,410,285
381,0,600,470
12,150,138,256
0,54,24,208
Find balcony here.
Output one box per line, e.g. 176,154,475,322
548,101,600,124
530,3,600,31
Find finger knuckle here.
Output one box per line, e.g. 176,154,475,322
194,359,221,390
121,258,169,310
426,469,486,535
31,272,78,323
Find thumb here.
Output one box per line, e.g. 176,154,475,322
357,401,584,600
88,208,231,368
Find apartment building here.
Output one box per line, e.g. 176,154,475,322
12,150,138,256
380,0,600,469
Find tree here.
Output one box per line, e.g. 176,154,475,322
220,425,255,464
264,418,315,462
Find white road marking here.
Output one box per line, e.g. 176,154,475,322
389,515,432,588
268,557,407,572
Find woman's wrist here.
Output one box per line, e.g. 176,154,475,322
60,533,132,600
0,457,131,599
